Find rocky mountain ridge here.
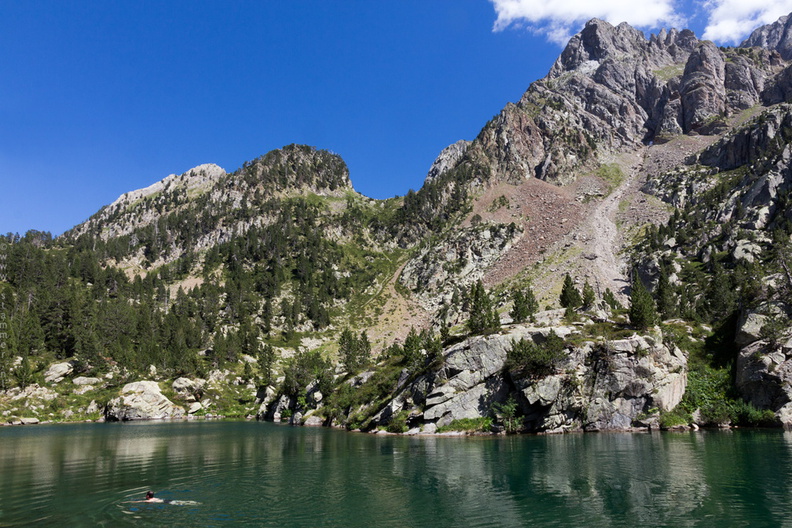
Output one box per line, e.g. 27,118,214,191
6,14,792,432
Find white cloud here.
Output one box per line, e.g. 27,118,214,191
490,0,683,45
702,0,792,44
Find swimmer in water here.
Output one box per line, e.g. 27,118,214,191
127,491,199,506
141,491,170,504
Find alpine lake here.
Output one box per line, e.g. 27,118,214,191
1,421,791,527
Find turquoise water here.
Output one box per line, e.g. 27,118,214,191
1,422,791,527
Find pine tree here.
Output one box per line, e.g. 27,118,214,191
257,343,276,387
629,274,658,330
560,274,582,309
656,264,677,320
0,349,10,391
358,330,371,365
339,328,360,373
510,285,539,323
402,327,424,371
581,280,596,310
603,288,622,311
467,280,500,335
13,354,35,390
706,260,736,322
262,297,273,335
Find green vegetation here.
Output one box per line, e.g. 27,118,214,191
386,411,409,433
667,363,777,427
629,273,659,330
602,288,623,311
488,195,509,212
559,273,582,309
436,417,493,433
510,285,539,323
581,280,596,311
653,63,685,82
324,360,403,430
282,349,333,405
491,395,520,433
506,330,565,377
467,280,500,335
338,329,371,374
596,163,625,194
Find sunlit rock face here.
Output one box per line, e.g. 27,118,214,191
105,381,185,421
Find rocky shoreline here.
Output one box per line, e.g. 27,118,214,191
5,306,787,434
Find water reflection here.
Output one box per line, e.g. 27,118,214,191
1,423,791,527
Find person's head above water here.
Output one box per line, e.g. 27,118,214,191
146,491,154,499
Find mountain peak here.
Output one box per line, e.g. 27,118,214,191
109,162,226,211
742,14,792,59
238,144,352,195
425,140,471,183
550,18,648,76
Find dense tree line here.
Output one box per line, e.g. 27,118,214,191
0,192,390,387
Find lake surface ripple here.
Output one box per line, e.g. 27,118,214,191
1,422,791,527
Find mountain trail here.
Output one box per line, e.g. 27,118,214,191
576,149,646,301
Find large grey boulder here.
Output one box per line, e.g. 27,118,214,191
263,394,293,422
424,377,509,427
73,376,101,386
419,333,515,426
736,311,769,347
45,362,73,383
172,377,206,402
105,381,185,421
736,341,792,425
512,335,686,432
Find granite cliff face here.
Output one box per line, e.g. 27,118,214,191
261,311,687,434
422,16,792,199
742,15,792,60
400,15,790,307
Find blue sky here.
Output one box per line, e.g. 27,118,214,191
1,1,789,236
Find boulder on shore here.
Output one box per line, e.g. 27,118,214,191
105,381,185,421
44,362,74,383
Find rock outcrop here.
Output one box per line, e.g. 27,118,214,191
426,140,471,182
44,362,73,383
736,341,792,425
172,377,206,402
517,334,686,432
742,14,792,60
358,321,687,433
730,302,792,426
399,222,521,306
105,381,185,421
